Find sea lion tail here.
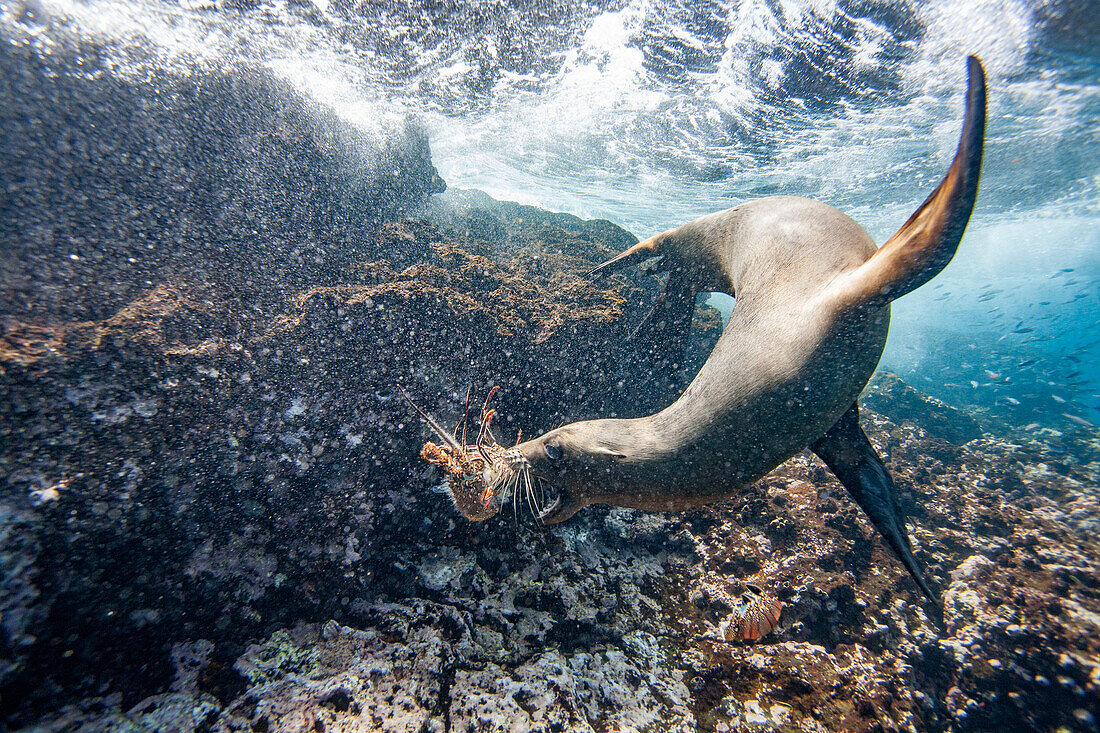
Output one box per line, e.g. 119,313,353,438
837,55,986,309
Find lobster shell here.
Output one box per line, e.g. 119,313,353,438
723,594,782,642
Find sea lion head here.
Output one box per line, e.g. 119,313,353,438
515,419,628,524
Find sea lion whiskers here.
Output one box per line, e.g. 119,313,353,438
497,448,524,524
500,446,546,521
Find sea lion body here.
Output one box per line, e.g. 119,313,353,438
517,197,887,512
405,58,986,603
509,57,988,602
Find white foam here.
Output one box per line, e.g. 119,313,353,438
12,0,1098,230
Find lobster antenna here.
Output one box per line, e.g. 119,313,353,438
397,385,461,452
458,384,473,444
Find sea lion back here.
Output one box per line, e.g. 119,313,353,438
694,196,879,301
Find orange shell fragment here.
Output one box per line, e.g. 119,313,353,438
725,595,782,642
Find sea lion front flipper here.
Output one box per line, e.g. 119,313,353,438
585,231,671,279
629,266,695,343
627,267,696,401
810,403,938,604
834,56,986,309
585,225,695,362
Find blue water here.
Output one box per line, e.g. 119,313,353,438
25,0,1094,424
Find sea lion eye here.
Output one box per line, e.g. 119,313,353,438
545,443,563,461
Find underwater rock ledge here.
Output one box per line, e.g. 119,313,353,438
1,200,707,724
6,347,1098,731
862,373,984,446
1,15,444,325
1,15,718,726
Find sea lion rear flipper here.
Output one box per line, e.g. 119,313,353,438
834,56,986,309
811,403,939,604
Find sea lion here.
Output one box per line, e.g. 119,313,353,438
509,56,987,603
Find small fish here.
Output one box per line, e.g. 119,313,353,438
1004,397,1020,405
970,380,980,388
1023,422,1040,431
1062,413,1094,428
1052,395,1067,404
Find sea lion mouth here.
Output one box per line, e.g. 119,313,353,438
532,484,586,525
535,494,561,524
499,450,553,523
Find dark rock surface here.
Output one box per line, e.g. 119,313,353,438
8,361,1098,731
0,18,723,725
0,203,710,724
863,372,984,445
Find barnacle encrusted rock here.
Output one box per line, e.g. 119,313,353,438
863,371,984,445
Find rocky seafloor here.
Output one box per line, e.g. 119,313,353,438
3,10,1100,733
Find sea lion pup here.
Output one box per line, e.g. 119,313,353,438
512,57,986,603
